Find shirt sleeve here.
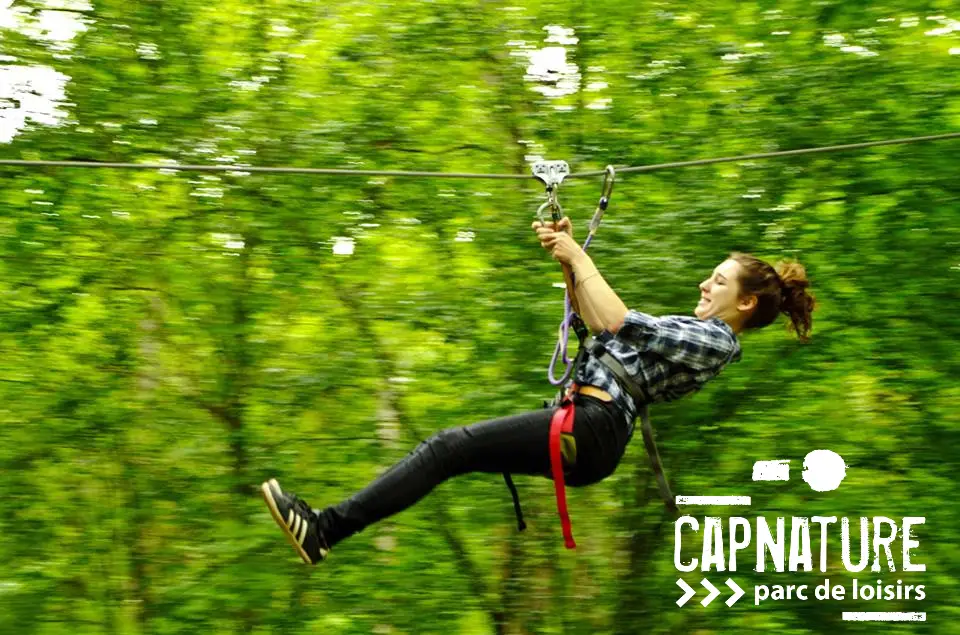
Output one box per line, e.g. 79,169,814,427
615,310,738,371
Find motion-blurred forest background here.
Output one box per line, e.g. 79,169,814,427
1,0,958,633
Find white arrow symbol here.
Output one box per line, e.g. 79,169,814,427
701,578,720,607
676,579,696,607
725,579,744,607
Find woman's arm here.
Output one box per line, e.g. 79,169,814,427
534,218,628,334
570,253,629,334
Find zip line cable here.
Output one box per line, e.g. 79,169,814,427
572,131,960,177
1,131,958,180
0,161,529,180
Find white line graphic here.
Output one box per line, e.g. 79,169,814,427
841,612,926,622
676,496,752,506
752,459,790,481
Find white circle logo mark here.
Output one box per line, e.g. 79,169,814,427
802,450,847,492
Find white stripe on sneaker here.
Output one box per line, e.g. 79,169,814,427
298,519,308,545
287,509,296,531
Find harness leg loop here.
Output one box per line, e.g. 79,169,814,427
549,401,577,549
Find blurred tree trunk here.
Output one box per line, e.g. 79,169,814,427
614,461,667,634
333,274,509,634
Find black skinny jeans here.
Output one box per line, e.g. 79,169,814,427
316,394,632,547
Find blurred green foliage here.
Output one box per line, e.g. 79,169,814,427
1,0,958,633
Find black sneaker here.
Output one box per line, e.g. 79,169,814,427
260,478,329,564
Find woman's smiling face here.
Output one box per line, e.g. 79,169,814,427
695,259,752,324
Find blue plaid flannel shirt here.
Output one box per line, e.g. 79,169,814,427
570,310,742,435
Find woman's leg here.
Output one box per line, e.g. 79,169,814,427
316,407,555,547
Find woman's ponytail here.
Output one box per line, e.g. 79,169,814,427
731,253,816,341
776,261,815,342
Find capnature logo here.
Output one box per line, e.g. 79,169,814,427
672,450,926,623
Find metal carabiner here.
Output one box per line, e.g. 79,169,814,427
587,165,615,236
536,187,565,224
536,199,552,223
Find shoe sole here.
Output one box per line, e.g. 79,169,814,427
260,478,323,565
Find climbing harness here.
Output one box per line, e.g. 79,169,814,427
502,161,573,535
582,334,679,516
503,161,677,549
538,332,679,551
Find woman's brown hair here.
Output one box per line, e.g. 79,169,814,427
730,252,816,341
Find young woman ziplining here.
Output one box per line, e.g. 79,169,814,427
261,216,816,564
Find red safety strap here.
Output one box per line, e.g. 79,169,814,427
549,399,577,549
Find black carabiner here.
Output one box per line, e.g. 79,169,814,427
599,165,616,210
